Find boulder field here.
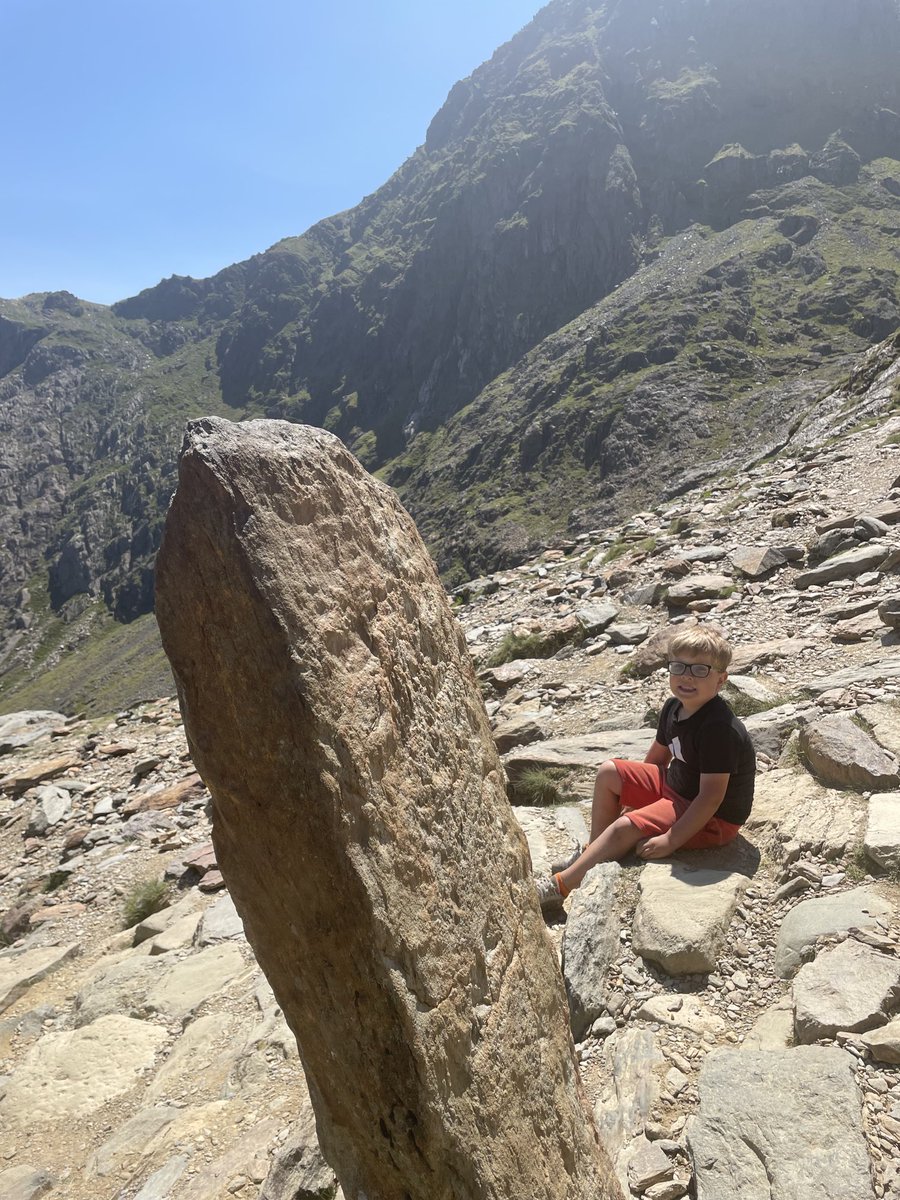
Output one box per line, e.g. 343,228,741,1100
1,408,899,1199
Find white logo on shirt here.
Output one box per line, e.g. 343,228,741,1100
669,736,685,762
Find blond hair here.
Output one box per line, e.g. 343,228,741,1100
668,627,732,671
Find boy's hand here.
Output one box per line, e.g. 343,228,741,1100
637,834,673,860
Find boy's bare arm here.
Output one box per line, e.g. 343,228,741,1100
637,772,729,858
644,739,671,767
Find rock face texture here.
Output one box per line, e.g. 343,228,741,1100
155,418,619,1200
687,1046,875,1200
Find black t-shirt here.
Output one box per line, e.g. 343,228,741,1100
655,695,756,824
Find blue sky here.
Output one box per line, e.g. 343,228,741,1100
1,0,543,305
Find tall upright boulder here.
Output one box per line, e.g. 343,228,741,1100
155,418,620,1200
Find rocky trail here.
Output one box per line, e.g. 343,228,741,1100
2,393,900,1199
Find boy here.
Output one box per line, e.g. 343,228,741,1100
536,627,755,912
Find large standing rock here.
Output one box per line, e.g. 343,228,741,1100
155,419,619,1200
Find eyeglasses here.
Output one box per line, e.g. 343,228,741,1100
668,661,714,678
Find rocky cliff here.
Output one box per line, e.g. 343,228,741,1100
2,0,900,711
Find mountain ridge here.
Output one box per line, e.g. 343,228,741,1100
2,0,900,709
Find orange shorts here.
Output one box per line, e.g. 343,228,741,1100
614,759,741,849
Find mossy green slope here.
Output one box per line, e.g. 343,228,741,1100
388,165,900,583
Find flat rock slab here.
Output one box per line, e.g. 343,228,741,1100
634,994,728,1038
492,713,548,754
687,1046,874,1199
133,891,205,946
774,885,894,978
793,938,900,1043
0,941,80,1013
195,892,245,945
122,773,206,816
858,702,900,757
75,943,246,1024
747,768,866,860
132,1155,190,1200
800,713,900,790
86,1104,181,1178
742,997,794,1052
742,704,812,759
632,862,750,975
0,710,68,754
666,574,734,605
0,1013,167,1125
504,727,652,773
168,1118,281,1200
0,754,81,796
795,540,896,587
729,639,816,673
478,661,528,689
730,546,789,577
146,1012,236,1100
865,792,900,870
575,602,620,634
0,1166,54,1200
24,784,72,836
832,611,883,642
148,912,203,955
562,863,622,1039
593,1028,666,1168
807,657,900,693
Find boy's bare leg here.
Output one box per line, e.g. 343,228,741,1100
558,815,644,891
590,759,625,841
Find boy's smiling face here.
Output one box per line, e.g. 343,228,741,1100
669,652,727,716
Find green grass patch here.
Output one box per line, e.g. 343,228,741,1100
42,870,71,893
721,689,781,719
485,626,579,666
601,539,628,564
844,843,871,883
508,767,578,806
668,516,692,535
0,611,174,719
122,876,171,929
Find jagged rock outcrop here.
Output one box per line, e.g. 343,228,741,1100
155,417,621,1200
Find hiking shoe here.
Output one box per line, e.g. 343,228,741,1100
535,874,564,912
550,841,584,875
